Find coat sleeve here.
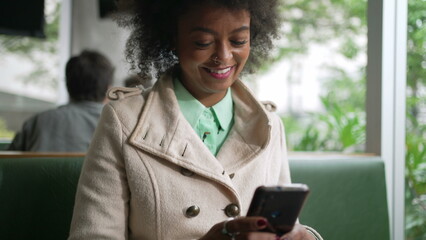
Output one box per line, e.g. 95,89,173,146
276,115,291,185
69,103,130,240
275,117,324,240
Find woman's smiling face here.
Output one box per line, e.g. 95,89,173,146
176,5,251,107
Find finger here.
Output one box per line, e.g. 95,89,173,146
226,217,269,233
279,224,306,240
236,231,279,240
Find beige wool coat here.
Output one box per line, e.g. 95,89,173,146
69,72,291,240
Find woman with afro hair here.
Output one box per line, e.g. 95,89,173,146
69,0,322,239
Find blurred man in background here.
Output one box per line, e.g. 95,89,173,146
8,50,114,152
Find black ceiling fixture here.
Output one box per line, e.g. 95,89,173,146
0,0,45,38
99,0,118,18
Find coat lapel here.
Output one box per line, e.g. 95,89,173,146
128,73,271,189
128,74,231,185
216,80,272,171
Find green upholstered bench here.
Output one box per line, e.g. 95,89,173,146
290,156,390,240
0,154,389,240
0,154,84,240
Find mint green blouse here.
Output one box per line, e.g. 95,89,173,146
174,78,234,156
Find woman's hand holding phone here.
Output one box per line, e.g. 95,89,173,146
199,217,279,240
247,184,310,236
279,223,317,240
200,218,315,240
201,184,314,240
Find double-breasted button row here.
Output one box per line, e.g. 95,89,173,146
224,203,240,217
184,203,240,218
185,205,200,218
180,168,239,218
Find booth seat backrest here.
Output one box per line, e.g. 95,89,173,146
0,157,84,240
290,157,390,240
0,157,389,240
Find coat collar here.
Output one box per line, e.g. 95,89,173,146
129,72,272,185
174,77,234,133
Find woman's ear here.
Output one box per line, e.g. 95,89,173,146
170,46,178,59
170,37,177,55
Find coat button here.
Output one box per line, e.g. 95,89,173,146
185,205,200,218
180,167,195,177
224,203,240,217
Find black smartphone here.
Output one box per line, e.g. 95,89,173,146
246,184,310,236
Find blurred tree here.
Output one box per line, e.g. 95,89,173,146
405,0,426,239
274,0,367,153
273,0,425,238
0,0,60,89
267,0,367,63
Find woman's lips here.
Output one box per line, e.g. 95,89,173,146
203,66,235,79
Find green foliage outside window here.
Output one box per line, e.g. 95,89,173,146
0,0,60,89
273,0,425,239
405,1,426,239
283,69,366,152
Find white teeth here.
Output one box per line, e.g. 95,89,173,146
209,67,231,74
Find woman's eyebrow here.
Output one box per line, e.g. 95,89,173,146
190,25,250,35
190,27,216,35
231,26,250,34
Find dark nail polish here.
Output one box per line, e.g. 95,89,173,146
257,219,267,227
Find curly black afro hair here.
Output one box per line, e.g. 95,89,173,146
116,0,282,81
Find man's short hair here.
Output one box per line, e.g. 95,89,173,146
65,50,114,102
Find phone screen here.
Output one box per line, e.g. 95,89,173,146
246,184,309,235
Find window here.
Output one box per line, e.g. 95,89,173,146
252,0,368,153
0,0,60,138
250,1,407,239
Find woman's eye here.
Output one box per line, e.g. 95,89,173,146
231,40,248,46
194,42,212,48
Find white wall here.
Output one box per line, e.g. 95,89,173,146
71,0,131,87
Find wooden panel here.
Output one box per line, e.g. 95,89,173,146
0,151,85,158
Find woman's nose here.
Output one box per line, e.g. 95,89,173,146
215,42,233,63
